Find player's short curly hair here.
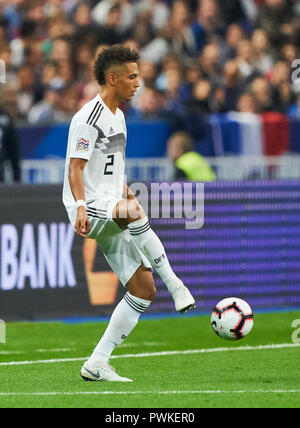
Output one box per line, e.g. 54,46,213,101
94,45,140,86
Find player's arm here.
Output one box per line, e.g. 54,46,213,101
68,158,91,238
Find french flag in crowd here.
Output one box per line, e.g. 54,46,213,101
208,112,295,156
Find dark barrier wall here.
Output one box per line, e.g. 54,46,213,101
0,181,300,320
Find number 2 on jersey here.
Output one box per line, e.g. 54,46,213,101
104,154,115,175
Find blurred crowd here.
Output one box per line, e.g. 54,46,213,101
0,0,300,132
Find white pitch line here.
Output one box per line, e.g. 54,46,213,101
0,343,299,367
118,342,166,348
0,348,73,356
0,390,300,397
34,348,74,353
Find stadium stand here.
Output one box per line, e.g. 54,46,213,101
0,0,300,182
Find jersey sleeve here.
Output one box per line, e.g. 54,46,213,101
121,111,127,137
69,123,98,161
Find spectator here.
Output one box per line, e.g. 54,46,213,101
28,77,64,124
199,43,222,86
132,10,155,52
156,54,182,91
270,61,295,113
280,43,298,66
24,0,48,40
0,19,8,46
141,0,197,65
237,92,258,114
0,0,298,130
0,84,19,120
127,86,166,119
236,40,255,80
77,44,109,104
168,0,197,59
288,93,300,118
124,38,140,53
54,86,79,122
50,36,72,63
73,44,93,83
209,59,244,113
2,0,24,40
96,3,131,46
140,23,173,65
15,65,37,119
72,2,98,47
25,40,44,72
0,104,21,182
127,85,188,133
40,60,59,89
165,68,182,103
192,0,224,52
57,59,75,86
43,17,72,60
139,60,158,87
136,0,170,32
222,23,245,62
167,131,216,181
217,0,247,25
222,60,244,111
256,0,294,45
10,20,37,68
251,77,279,113
92,0,136,34
0,43,16,86
78,80,99,109
186,79,213,115
179,62,202,103
44,0,67,19
251,29,274,74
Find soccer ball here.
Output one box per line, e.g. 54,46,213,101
211,297,254,341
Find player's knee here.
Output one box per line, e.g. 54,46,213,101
144,285,156,302
127,200,145,223
137,275,156,301
129,285,156,302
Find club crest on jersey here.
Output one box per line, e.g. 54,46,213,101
76,138,89,152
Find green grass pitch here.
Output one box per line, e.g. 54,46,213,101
0,311,299,408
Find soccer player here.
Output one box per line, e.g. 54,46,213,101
63,45,196,382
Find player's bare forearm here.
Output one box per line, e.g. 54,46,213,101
68,158,87,202
68,158,91,238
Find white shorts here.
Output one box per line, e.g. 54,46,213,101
67,195,152,286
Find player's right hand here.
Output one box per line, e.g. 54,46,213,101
75,207,91,238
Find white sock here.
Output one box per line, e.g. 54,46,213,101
128,217,180,294
87,292,151,367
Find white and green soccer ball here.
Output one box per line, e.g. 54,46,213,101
211,297,254,341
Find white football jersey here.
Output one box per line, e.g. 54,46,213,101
63,94,127,209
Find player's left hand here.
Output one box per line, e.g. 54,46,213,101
75,207,91,238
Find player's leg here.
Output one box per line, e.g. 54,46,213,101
88,263,155,363
126,263,156,301
113,198,196,313
75,197,155,381
81,264,155,382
